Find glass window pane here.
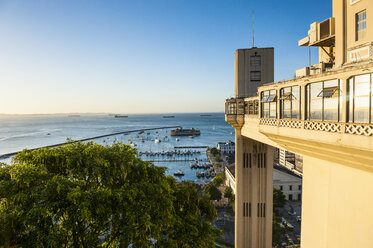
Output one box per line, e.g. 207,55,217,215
292,86,301,119
348,78,354,122
354,74,370,123
323,80,339,121
283,101,291,119
310,82,323,120
270,103,277,118
263,103,270,118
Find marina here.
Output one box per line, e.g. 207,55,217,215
0,113,234,181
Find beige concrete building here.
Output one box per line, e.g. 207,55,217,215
235,48,274,98
225,0,373,247
226,163,302,201
273,166,302,201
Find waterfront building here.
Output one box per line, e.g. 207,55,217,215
225,0,373,247
217,140,235,154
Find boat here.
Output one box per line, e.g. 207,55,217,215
176,138,179,141
114,115,128,118
170,128,200,137
174,170,184,176
163,115,175,118
155,139,161,143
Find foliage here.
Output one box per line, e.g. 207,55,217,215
232,198,235,213
210,147,219,156
203,183,222,202
273,188,286,209
272,214,286,247
214,156,223,163
0,141,221,248
224,186,234,203
211,172,225,187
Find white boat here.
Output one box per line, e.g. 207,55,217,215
155,139,160,143
176,138,179,141
173,170,184,176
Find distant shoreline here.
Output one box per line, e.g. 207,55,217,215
0,112,224,117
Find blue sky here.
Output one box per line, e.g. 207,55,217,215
0,0,332,114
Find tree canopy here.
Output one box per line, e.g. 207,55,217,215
273,188,286,209
0,141,220,247
211,172,225,188
203,183,222,202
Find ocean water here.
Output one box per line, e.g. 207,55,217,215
0,113,234,182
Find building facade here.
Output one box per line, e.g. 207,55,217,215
225,1,373,247
235,48,274,98
217,140,235,154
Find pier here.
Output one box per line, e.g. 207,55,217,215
174,146,209,149
0,126,181,159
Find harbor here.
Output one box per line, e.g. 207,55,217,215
0,113,234,182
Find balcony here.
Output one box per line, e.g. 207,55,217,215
225,63,373,169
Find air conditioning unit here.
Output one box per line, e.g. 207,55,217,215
319,17,335,40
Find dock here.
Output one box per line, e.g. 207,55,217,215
174,146,209,149
0,125,181,159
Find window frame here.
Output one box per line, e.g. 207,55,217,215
356,10,367,41
250,55,261,67
305,79,342,122
261,90,277,118
250,71,261,81
280,86,301,119
347,73,372,124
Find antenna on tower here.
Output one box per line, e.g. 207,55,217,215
252,10,255,47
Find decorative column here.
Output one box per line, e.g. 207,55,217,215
235,134,274,248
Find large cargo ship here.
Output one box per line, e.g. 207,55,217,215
170,128,200,136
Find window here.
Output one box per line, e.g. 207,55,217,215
298,194,302,200
280,86,301,119
280,186,283,190
250,71,261,81
356,10,367,41
289,194,293,201
261,90,277,118
348,73,373,123
247,100,259,115
250,56,261,67
298,185,302,190
289,185,293,191
306,79,342,122
227,102,237,115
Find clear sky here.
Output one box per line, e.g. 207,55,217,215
0,0,332,114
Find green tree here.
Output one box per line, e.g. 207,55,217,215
272,214,286,247
211,172,225,187
273,188,286,209
203,184,222,201
0,141,220,247
224,186,234,203
210,147,219,156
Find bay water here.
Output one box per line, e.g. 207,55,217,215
0,113,234,182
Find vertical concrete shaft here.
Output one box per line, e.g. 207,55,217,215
235,130,274,248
